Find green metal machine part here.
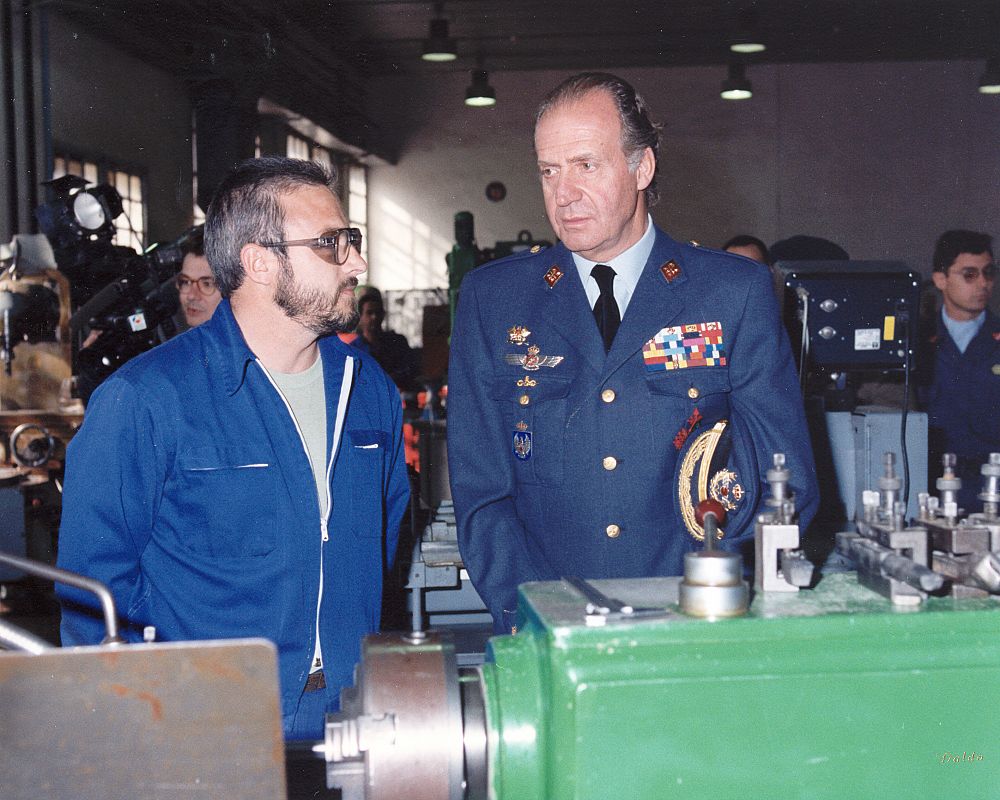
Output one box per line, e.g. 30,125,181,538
323,573,1000,799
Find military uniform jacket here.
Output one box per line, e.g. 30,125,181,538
447,227,818,630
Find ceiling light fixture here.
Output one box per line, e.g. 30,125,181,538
720,61,753,100
421,6,457,62
730,8,766,54
730,36,766,55
465,69,496,107
979,58,1000,94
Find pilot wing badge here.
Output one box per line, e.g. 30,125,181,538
505,344,564,371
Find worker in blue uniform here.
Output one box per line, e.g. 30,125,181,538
447,73,818,632
921,229,999,512
57,157,409,740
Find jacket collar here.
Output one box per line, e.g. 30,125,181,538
538,227,689,376
200,299,257,396
204,298,360,396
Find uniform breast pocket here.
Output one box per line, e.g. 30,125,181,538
346,429,388,538
176,446,279,558
489,376,572,487
644,368,732,425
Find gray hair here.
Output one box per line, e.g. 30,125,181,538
204,156,338,297
536,72,661,207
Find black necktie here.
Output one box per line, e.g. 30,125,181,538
591,264,620,352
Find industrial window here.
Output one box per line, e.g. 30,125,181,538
348,164,368,263
52,154,147,253
285,133,368,262
286,133,311,161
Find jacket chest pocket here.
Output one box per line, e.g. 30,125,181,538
176,446,278,558
644,368,732,436
344,429,388,539
489,376,572,487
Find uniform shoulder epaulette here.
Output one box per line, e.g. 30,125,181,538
487,244,549,268
512,243,548,259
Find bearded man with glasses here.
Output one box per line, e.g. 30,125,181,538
56,157,409,743
921,229,1000,512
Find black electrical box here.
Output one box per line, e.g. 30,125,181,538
778,260,923,374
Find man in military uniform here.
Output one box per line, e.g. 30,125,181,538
447,72,818,632
921,229,999,512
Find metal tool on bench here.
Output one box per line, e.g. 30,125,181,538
754,453,815,592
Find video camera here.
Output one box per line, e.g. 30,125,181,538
35,175,191,403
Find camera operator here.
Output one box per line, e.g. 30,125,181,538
175,226,221,329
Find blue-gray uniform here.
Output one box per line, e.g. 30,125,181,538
923,309,1000,511
447,226,819,631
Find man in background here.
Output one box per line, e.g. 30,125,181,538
723,234,770,266
175,225,222,328
921,229,999,511
350,287,418,391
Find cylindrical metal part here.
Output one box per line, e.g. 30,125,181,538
0,552,122,644
937,453,961,510
765,453,790,515
0,617,51,653
683,551,741,587
881,552,945,593
459,669,488,800
680,550,749,618
979,453,1000,511
323,632,480,800
879,452,900,516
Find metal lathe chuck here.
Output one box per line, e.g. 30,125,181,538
318,632,486,800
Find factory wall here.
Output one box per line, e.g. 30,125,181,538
364,61,1000,302
45,13,195,244
34,16,1000,303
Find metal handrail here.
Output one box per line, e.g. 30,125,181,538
0,551,123,646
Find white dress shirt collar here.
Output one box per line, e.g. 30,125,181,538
571,214,655,317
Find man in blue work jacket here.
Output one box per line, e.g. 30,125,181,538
921,229,999,512
57,157,409,741
447,73,818,632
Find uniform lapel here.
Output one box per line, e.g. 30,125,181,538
601,229,688,380
538,244,606,374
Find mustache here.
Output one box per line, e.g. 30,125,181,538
341,277,359,293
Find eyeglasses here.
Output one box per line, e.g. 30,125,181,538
950,264,997,283
258,228,363,266
175,275,218,294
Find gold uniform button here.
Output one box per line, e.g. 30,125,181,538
602,456,618,471
687,386,699,399
606,524,621,538
601,388,616,403
519,394,530,406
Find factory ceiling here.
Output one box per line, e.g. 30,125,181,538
54,0,1000,156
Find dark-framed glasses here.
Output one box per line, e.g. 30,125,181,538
175,275,218,294
953,264,997,283
258,227,363,265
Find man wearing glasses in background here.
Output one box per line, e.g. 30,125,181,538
57,157,409,744
921,229,999,512
174,225,222,328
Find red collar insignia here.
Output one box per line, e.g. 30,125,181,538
660,261,681,283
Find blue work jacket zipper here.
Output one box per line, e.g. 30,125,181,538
256,354,354,683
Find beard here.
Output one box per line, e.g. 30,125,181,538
274,260,360,337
